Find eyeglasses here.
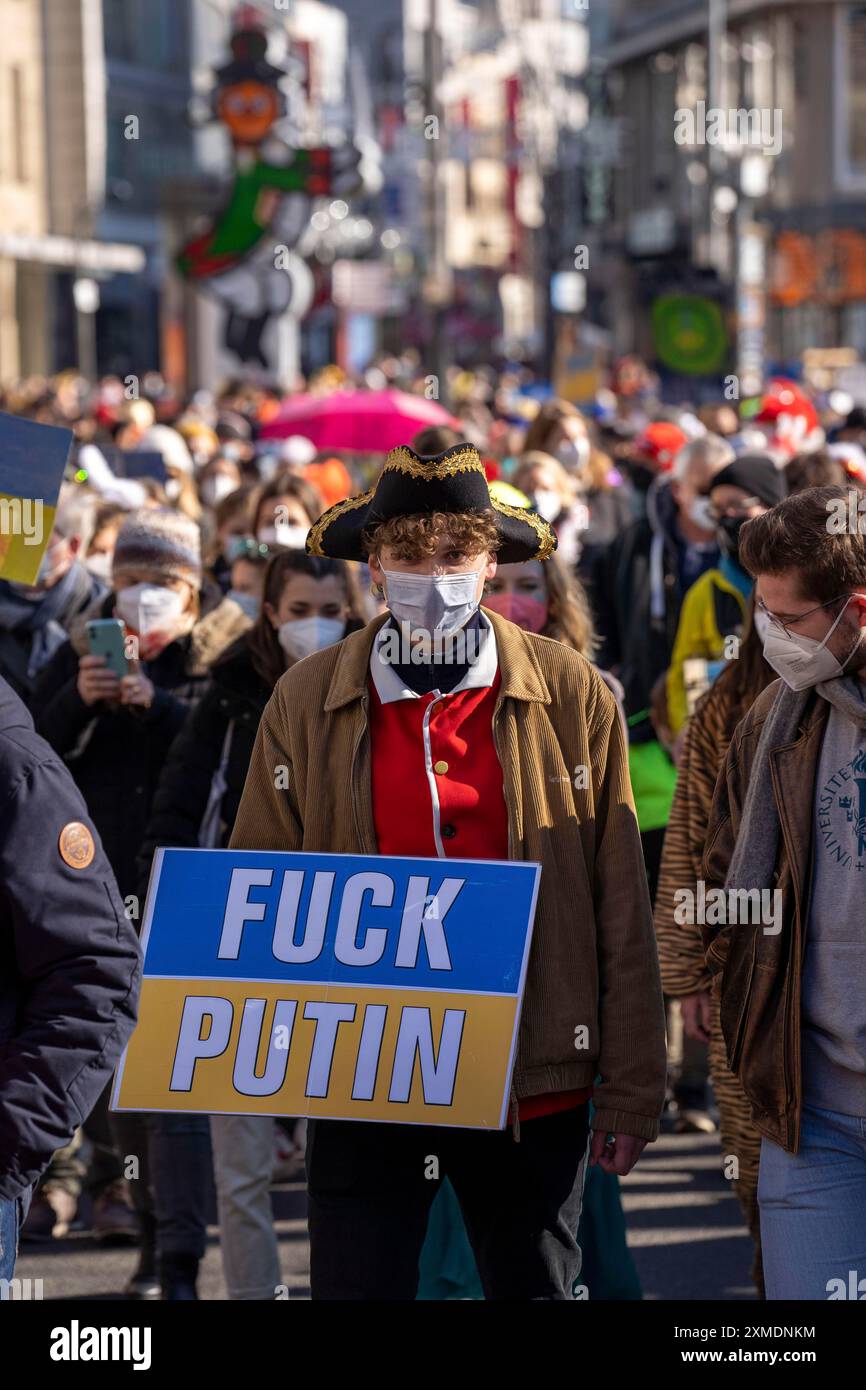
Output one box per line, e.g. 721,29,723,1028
756,592,852,640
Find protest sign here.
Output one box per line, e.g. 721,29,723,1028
0,412,72,583
112,849,539,1128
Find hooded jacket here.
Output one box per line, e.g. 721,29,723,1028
0,677,140,1199
230,608,667,1140
594,479,718,735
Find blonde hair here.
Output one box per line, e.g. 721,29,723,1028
540,555,598,658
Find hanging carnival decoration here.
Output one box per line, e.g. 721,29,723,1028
176,14,360,369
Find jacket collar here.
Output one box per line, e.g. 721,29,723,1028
323,606,551,712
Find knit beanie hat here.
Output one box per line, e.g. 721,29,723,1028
710,454,788,510
112,508,202,587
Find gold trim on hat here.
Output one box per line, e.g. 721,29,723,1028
383,445,486,480
490,497,557,561
306,487,375,556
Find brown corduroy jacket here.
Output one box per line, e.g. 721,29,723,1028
230,608,667,1140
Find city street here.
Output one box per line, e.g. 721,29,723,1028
16,1129,755,1302
2,0,865,1336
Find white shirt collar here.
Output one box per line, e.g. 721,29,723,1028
370,610,498,705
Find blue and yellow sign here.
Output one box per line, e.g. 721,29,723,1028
112,849,540,1129
0,412,71,584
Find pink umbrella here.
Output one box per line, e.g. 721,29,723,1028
258,389,460,453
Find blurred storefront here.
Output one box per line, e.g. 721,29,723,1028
598,0,866,395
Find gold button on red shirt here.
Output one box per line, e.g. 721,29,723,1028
368,675,508,860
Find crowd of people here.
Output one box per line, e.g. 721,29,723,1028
1,353,866,1302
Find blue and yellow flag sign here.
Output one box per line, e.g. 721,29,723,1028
113,849,539,1128
0,412,72,583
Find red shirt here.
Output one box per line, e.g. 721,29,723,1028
369,673,508,860
367,627,591,1122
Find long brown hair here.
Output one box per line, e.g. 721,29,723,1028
521,399,612,491
246,551,366,690
249,471,325,533
708,597,775,731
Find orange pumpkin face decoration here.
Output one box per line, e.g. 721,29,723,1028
217,81,281,146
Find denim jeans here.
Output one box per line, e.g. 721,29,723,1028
210,1114,281,1299
759,1103,866,1300
0,1188,32,1283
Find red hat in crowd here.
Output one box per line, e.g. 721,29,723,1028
755,379,819,436
754,378,824,457
633,421,689,472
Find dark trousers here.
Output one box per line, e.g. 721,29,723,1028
109,1111,212,1258
307,1105,591,1300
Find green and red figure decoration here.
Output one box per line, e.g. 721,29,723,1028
177,16,360,368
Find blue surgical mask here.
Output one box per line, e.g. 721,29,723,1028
227,590,260,620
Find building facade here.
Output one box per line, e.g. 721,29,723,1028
598,0,866,396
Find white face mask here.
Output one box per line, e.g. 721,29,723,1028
278,616,344,661
86,553,113,583
557,436,591,474
531,489,562,524
382,566,484,636
752,605,773,645
760,595,866,692
258,523,309,550
115,583,185,646
688,495,716,533
200,474,237,508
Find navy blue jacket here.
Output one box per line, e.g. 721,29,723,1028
0,677,141,1200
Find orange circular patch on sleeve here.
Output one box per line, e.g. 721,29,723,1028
59,821,96,870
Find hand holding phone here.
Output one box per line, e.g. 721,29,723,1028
77,654,122,706
81,618,129,706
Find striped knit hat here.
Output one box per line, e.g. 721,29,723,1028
112,508,202,587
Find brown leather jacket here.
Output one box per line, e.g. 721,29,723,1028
703,679,830,1153
231,608,667,1140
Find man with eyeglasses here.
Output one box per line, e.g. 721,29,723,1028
665,455,788,733
702,484,866,1299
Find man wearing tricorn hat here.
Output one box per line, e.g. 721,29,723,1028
231,443,666,1300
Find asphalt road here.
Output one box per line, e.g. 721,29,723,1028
14,1128,755,1303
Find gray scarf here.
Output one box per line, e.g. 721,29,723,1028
726,674,866,895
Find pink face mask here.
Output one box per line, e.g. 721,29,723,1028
484,591,548,633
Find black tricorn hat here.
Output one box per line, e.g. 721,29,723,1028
216,26,286,89
306,444,557,564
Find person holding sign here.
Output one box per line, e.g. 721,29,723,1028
230,442,667,1300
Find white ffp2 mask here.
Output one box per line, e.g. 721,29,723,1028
760,595,866,692
278,617,344,661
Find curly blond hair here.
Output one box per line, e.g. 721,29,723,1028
363,511,501,563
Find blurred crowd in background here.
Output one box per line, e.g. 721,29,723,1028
4,355,866,1300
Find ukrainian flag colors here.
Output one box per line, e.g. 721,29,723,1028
113,849,539,1129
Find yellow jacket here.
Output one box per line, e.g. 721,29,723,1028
666,568,748,733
